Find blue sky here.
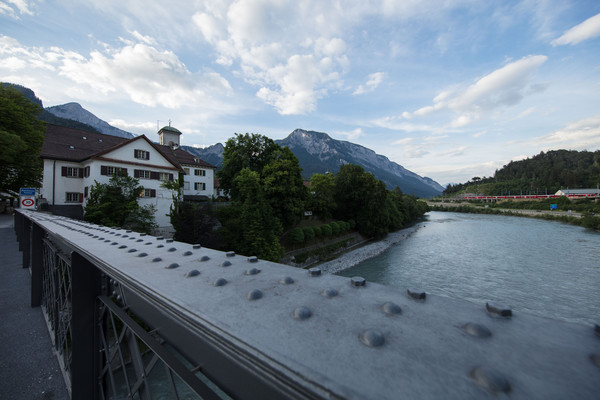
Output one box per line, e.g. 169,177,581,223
1,1,599,186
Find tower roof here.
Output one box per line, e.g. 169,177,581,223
159,125,182,135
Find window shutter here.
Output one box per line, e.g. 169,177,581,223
121,168,128,176
84,187,88,197
169,173,174,181
150,189,156,198
151,171,160,180
146,152,150,160
134,169,140,178
85,167,90,177
101,166,108,175
78,193,83,203
61,166,67,176
79,168,84,178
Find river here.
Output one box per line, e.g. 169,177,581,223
338,211,600,326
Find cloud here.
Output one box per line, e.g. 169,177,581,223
353,72,385,95
0,34,233,111
530,115,600,150
0,0,34,18
399,55,548,128
334,128,363,141
551,13,600,46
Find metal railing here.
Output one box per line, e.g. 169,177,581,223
14,210,600,399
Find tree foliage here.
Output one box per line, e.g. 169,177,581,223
84,172,156,233
444,150,600,196
0,84,45,193
306,172,336,218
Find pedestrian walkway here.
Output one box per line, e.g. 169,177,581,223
0,214,69,400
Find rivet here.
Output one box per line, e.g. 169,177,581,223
247,289,263,301
166,239,173,243
111,242,118,245
186,270,200,278
115,234,121,237
226,251,236,257
128,249,137,253
136,239,143,242
193,244,201,249
145,242,151,245
245,268,261,276
168,247,177,252
292,306,312,321
407,288,426,300
126,230,132,233
157,244,164,248
351,276,366,287
166,263,179,269
381,302,402,316
104,239,111,243
590,354,600,367
308,267,321,277
214,278,228,287
122,235,129,238
119,245,127,249
486,302,512,317
469,366,511,394
152,257,162,262
140,233,147,236
248,256,258,263
156,236,164,240
359,329,385,348
281,276,294,285
138,252,147,257
129,237,135,240
183,251,193,256
322,288,338,298
462,323,492,338
221,261,232,267
93,235,99,238
200,255,210,262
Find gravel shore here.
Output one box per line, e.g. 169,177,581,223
318,222,426,274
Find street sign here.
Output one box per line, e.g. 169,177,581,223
21,198,35,207
20,188,36,196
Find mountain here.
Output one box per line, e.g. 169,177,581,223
184,129,444,197
45,102,134,139
278,129,444,197
182,143,225,168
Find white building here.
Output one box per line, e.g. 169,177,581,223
39,124,216,229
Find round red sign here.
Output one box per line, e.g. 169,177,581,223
21,198,35,207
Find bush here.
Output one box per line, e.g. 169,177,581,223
321,224,332,237
348,219,356,229
329,222,339,235
303,227,315,242
290,227,305,244
313,226,322,237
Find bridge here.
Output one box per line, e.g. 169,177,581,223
11,209,600,399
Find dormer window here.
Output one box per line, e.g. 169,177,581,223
134,149,150,160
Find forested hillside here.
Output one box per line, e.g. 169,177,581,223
444,150,600,196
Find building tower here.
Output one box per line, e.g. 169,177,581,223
158,121,182,148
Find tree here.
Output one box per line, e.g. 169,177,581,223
306,172,336,218
217,133,280,199
84,172,156,233
0,84,45,193
218,168,282,261
261,146,307,228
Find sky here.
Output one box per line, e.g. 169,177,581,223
1,1,600,186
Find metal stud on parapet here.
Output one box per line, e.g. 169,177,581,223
469,366,511,394
308,267,321,277
407,288,426,300
350,276,366,287
486,302,512,317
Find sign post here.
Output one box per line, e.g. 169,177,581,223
19,188,36,210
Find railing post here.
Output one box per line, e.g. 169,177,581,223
71,251,100,400
30,222,44,307
22,216,31,268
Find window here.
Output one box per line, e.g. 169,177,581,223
194,169,206,176
135,170,152,179
66,192,82,203
194,182,206,191
134,149,150,160
183,181,190,190
140,189,156,198
84,166,90,178
101,166,127,176
61,166,83,178
183,168,190,175
159,172,173,181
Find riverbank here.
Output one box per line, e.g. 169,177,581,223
318,222,426,274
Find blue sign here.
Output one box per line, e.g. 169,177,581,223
20,188,36,196
550,204,558,210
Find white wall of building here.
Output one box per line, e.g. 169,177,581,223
182,165,215,198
